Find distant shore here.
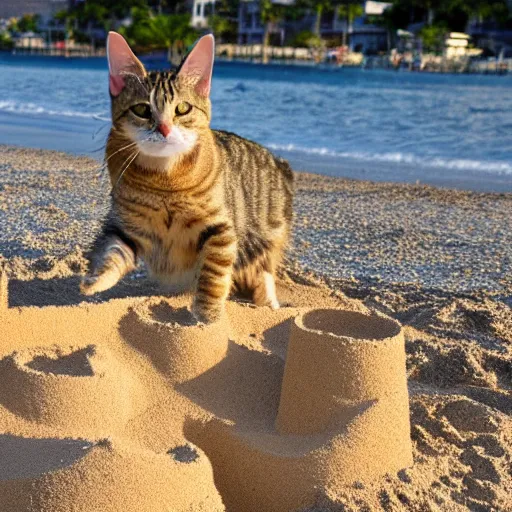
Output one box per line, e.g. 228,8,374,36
4,44,511,76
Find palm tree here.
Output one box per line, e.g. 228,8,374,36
120,9,199,64
337,1,363,49
311,0,332,38
260,0,285,63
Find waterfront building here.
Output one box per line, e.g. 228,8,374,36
237,0,389,53
191,0,216,29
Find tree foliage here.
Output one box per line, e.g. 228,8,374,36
118,7,199,55
6,0,510,53
419,22,447,52
208,14,237,42
291,29,323,47
384,0,510,32
0,31,13,49
9,14,40,33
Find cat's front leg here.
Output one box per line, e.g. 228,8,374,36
192,222,237,323
81,224,137,296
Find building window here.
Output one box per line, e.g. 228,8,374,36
196,2,202,16
204,2,213,17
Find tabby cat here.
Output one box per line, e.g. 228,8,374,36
81,32,294,323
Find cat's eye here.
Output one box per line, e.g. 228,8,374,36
175,102,192,116
130,103,151,119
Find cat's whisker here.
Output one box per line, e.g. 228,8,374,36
112,150,139,192
89,144,108,154
104,141,138,164
94,164,105,179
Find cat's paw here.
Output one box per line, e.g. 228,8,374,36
80,270,119,295
191,302,223,324
80,275,102,295
269,298,280,310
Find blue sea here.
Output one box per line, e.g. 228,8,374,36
0,53,511,191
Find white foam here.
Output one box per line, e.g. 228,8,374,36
0,100,109,122
268,143,512,176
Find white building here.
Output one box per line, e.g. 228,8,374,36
365,1,392,16
191,0,216,29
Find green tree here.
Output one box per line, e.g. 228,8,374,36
310,0,332,38
12,14,41,33
260,0,286,63
291,29,323,47
384,0,510,32
119,8,199,64
0,31,13,49
337,2,364,48
209,14,237,43
210,0,239,42
418,22,446,52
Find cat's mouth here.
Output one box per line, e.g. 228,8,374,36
136,127,198,159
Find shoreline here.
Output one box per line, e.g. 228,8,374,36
2,49,510,76
1,112,511,193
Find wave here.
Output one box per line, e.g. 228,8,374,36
0,100,110,122
268,143,512,175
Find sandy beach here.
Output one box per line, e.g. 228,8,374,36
0,144,511,511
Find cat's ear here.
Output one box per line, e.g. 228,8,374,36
177,34,214,98
107,32,146,96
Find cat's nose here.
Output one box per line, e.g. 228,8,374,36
158,123,171,137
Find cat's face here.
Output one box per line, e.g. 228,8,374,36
107,32,214,161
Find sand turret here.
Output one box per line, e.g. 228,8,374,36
0,437,224,511
120,298,230,383
277,308,410,435
0,345,142,436
186,308,413,512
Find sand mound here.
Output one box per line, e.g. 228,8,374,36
0,272,414,511
0,344,141,435
0,437,223,511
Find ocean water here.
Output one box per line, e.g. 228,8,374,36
0,53,511,190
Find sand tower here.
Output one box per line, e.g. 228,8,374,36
188,308,413,512
120,298,230,383
0,345,141,435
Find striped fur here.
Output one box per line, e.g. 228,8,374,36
82,34,294,323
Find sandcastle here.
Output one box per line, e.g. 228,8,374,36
0,272,412,511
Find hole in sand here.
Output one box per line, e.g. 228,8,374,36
302,309,401,341
26,346,95,377
0,434,93,480
168,444,199,463
150,302,197,326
